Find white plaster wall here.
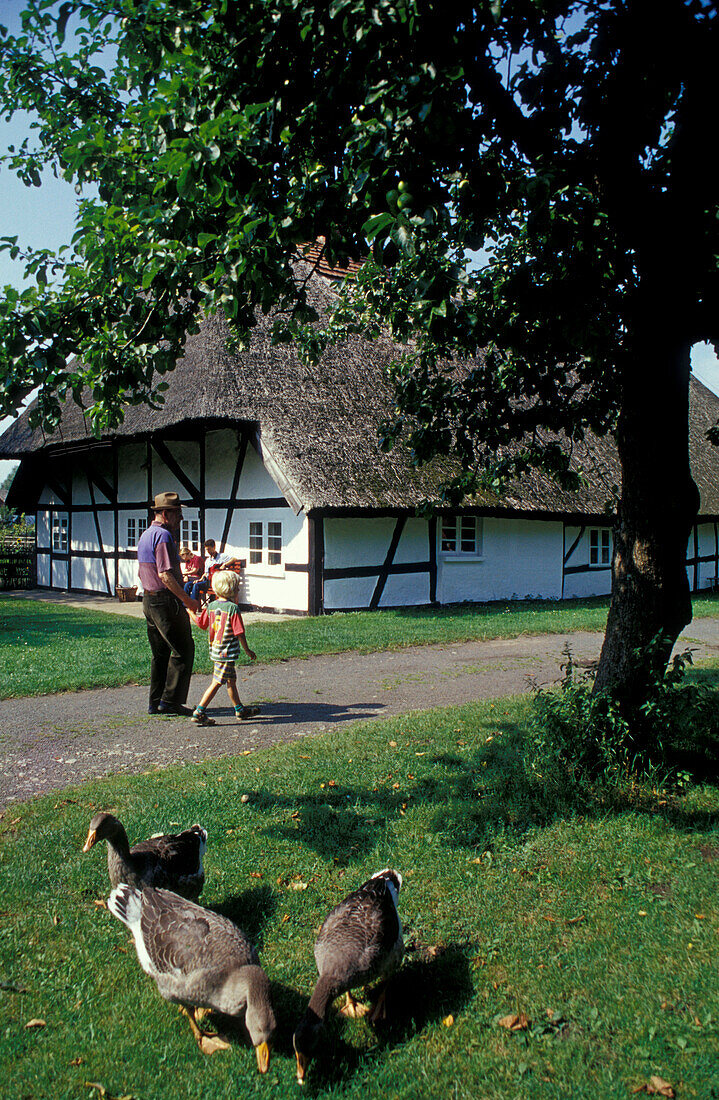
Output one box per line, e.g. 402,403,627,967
117,444,148,502
239,508,308,611
71,513,99,553
562,568,612,599
324,575,377,610
52,559,68,588
394,517,430,564
37,552,50,586
325,518,396,570
380,571,430,607
202,508,226,549
148,440,196,500
438,518,564,603
75,558,111,594
205,430,240,499
119,559,140,588
98,512,115,553
695,523,717,589
37,511,50,549
241,445,286,499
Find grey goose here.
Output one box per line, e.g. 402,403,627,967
83,812,206,899
108,883,276,1072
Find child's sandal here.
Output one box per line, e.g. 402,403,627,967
236,706,260,721
191,711,216,726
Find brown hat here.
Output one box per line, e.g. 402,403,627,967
151,491,183,512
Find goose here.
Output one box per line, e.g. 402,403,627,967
82,812,206,899
108,883,276,1073
293,868,404,1084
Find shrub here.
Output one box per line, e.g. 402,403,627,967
526,640,719,791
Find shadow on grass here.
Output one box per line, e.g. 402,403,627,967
243,707,719,865
299,944,474,1094
212,884,277,950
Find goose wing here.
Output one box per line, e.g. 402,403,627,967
139,887,258,976
131,825,206,883
316,876,401,985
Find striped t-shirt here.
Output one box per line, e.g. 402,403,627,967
195,599,245,661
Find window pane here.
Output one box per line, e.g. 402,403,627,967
441,519,456,552
589,529,599,565
127,518,137,548
267,522,282,565
460,517,476,553
601,530,611,565
249,522,263,564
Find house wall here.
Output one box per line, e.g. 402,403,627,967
25,436,718,612
31,427,308,612
562,523,613,599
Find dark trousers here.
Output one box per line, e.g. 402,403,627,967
143,591,195,708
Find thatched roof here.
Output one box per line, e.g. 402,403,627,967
2,263,719,517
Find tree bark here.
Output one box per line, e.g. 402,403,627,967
593,335,699,713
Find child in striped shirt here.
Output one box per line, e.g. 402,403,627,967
189,570,259,726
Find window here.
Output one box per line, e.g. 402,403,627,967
440,515,482,556
589,528,612,567
126,516,148,548
248,521,283,568
52,512,68,552
181,518,200,551
249,522,263,565
268,522,282,565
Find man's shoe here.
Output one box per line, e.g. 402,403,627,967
158,702,194,717
148,704,161,715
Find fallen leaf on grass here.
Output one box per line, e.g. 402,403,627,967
288,881,308,891
69,1057,83,1066
443,1015,454,1027
566,915,585,925
52,914,60,926
85,1082,136,1099
25,1019,46,1029
389,741,397,748
281,914,290,923
94,899,108,910
498,1013,530,1031
249,872,263,879
631,1076,675,1097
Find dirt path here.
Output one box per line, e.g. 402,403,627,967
2,622,718,810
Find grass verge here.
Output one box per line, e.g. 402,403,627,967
1,695,718,1098
2,590,718,699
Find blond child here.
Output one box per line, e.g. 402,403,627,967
189,570,259,726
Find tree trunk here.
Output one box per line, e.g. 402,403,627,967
593,335,699,714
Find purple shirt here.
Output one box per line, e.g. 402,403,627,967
137,521,182,592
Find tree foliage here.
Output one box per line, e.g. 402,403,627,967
1,0,714,487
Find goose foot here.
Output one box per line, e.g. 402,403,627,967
179,1005,231,1054
339,991,370,1018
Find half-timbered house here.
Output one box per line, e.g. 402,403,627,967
3,259,719,613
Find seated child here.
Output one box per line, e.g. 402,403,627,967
179,545,206,600
189,569,259,726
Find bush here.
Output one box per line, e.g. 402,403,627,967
526,640,719,791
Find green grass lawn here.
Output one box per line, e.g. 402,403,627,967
3,590,719,699
2,696,718,1099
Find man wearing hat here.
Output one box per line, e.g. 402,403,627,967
136,492,200,715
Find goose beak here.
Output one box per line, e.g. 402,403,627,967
82,829,97,853
255,1041,271,1074
295,1050,310,1084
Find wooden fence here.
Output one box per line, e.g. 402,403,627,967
0,535,36,591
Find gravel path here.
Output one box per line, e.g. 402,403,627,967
2,621,718,811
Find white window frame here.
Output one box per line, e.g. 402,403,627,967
126,515,148,549
439,515,483,558
247,520,284,574
181,518,201,552
51,512,68,553
589,527,612,567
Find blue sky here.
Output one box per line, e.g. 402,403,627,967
2,0,719,484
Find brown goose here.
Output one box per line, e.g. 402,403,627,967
108,884,276,1073
293,868,404,1084
82,812,206,899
